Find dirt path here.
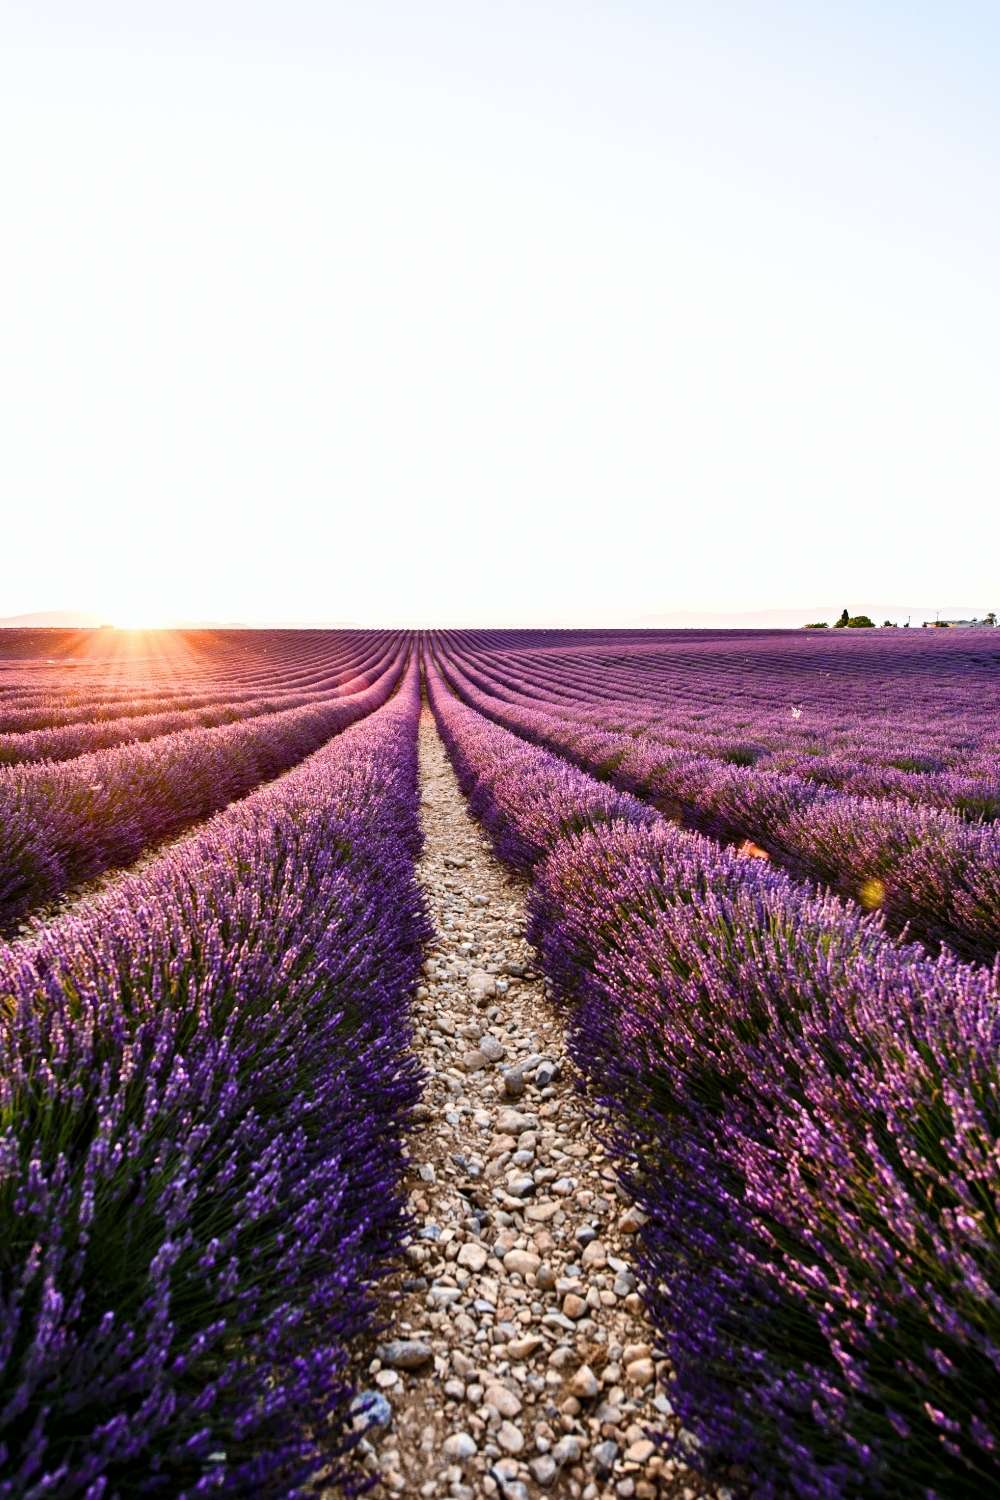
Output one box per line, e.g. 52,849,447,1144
352,712,706,1500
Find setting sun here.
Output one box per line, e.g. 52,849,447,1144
97,584,179,632
110,618,173,632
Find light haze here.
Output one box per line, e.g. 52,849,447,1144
3,2,998,626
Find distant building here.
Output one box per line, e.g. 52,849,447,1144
921,618,994,629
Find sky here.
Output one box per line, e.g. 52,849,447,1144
3,1,998,627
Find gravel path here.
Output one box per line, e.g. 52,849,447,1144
353,712,708,1500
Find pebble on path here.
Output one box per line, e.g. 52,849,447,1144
350,711,713,1500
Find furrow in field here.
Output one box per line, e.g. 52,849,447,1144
353,708,707,1500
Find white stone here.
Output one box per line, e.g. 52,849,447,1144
496,1421,524,1454
484,1384,522,1419
457,1241,488,1272
443,1433,478,1461
502,1249,541,1278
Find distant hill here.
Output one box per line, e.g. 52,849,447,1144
0,610,105,628
0,614,326,630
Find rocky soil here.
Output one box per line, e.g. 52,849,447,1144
350,713,712,1500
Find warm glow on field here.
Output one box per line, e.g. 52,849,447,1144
66,620,207,686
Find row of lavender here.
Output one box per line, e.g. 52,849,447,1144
0,636,403,766
0,659,430,1497
436,643,1000,964
0,632,403,737
425,651,1000,1498
449,629,999,779
448,631,1000,816
0,646,409,936
0,626,373,696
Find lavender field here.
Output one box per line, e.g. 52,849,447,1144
1,626,997,1498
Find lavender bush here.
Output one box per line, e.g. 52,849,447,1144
531,822,1000,1497
0,662,429,1496
427,654,1000,1497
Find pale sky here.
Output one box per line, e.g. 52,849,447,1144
3,2,998,626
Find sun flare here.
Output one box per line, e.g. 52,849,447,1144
98,587,178,632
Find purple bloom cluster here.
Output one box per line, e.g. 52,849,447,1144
0,646,407,933
435,635,1000,963
0,659,430,1496
426,650,1000,1497
532,826,1000,1498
